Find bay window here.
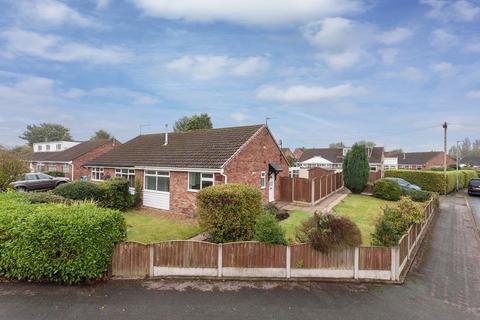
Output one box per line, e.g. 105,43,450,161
188,172,214,191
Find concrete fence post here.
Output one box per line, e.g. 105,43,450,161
217,244,223,278
149,244,154,278
286,246,291,279
391,246,400,281
354,247,360,279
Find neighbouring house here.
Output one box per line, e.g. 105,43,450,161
460,156,480,169
23,139,120,180
297,147,385,173
281,148,294,160
293,148,305,160
84,125,288,215
387,151,456,170
289,166,333,179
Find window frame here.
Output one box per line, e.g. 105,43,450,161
260,171,266,189
46,145,50,151
144,170,170,193
36,163,45,172
115,168,136,188
56,144,62,150
62,164,70,173
37,145,43,151
48,164,56,172
91,167,105,181
188,172,215,192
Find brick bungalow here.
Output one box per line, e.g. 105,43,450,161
85,125,288,215
387,151,456,170
23,139,120,180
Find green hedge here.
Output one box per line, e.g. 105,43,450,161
373,179,402,201
53,181,104,201
100,177,131,210
384,170,478,194
197,184,263,243
0,192,126,284
45,171,65,177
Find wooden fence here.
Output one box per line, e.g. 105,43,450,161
110,200,438,282
279,172,343,205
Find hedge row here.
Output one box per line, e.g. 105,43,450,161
0,192,126,284
384,170,478,194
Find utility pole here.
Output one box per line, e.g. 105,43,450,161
443,122,448,194
456,140,461,191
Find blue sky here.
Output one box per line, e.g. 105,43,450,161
0,0,479,151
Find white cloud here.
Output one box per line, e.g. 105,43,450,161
465,39,480,52
165,55,268,80
382,67,426,82
378,48,398,64
256,83,365,103
1,29,130,64
430,62,456,77
466,90,480,99
131,0,364,27
18,0,96,28
96,0,111,10
430,29,458,49
64,86,160,105
230,110,250,123
317,49,365,69
421,0,480,22
377,27,412,45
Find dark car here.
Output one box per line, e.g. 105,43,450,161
10,173,70,192
383,177,422,191
468,178,480,196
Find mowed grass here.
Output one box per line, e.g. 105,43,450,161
124,211,202,244
280,210,312,244
333,194,394,245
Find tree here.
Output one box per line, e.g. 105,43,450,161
343,143,370,194
173,113,213,132
286,155,296,166
91,130,112,140
20,123,73,146
0,149,29,191
355,140,376,148
329,142,345,148
10,145,33,155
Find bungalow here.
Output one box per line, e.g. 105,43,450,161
85,125,288,215
460,156,480,169
296,147,385,172
387,151,456,170
23,139,120,180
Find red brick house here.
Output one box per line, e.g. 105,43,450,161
85,125,288,215
389,151,456,170
23,139,120,180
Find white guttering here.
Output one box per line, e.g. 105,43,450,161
133,166,222,173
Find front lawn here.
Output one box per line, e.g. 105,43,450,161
333,194,393,245
124,210,202,243
280,210,312,244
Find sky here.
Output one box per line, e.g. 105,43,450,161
0,0,479,151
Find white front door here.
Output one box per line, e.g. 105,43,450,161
268,173,275,202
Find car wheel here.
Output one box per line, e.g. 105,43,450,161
16,186,27,192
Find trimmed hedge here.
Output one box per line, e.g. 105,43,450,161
197,184,263,243
100,177,131,210
385,170,478,194
402,189,432,202
45,171,65,177
22,191,72,204
53,181,104,201
0,192,126,284
373,179,401,201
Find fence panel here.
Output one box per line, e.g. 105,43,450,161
314,178,321,201
321,176,327,198
359,247,391,270
293,178,311,203
398,235,409,268
153,241,218,268
111,242,149,278
279,177,292,202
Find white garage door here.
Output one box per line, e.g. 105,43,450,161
143,170,170,210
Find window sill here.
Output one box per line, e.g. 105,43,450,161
188,189,200,193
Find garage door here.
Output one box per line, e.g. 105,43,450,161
143,170,170,210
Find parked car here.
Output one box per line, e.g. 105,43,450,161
10,173,70,192
384,177,422,191
468,178,480,196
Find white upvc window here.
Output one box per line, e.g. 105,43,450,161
260,171,266,189
37,163,45,172
188,172,214,191
38,145,43,151
91,167,104,181
370,166,378,172
62,164,70,173
56,144,61,150
48,164,56,172
144,170,170,192
115,168,136,188
46,145,50,151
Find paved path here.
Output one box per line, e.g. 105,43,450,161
276,189,348,213
1,193,479,320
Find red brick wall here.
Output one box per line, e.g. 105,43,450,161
223,127,288,204
73,141,119,180
425,153,456,168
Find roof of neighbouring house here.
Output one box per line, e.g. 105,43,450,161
85,124,266,169
460,155,480,166
23,139,118,162
299,146,384,164
394,151,444,165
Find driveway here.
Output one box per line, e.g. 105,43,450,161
1,193,479,320
467,193,480,232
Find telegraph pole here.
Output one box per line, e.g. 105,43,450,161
443,122,448,194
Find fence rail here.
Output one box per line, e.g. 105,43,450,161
279,172,343,205
111,200,438,282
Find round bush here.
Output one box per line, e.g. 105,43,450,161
402,189,431,202
296,213,362,252
373,179,402,201
197,184,263,243
254,213,288,245
101,177,131,210
53,181,104,201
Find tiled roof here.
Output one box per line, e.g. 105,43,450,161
395,152,444,165
299,147,384,164
85,125,265,169
23,139,117,162
460,156,480,166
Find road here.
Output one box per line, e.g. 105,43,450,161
1,194,479,320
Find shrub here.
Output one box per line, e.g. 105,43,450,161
343,144,370,194
129,178,143,208
53,181,104,202
0,192,126,284
373,179,402,201
264,203,289,221
197,184,263,243
384,170,469,194
101,177,131,210
45,171,65,177
371,197,423,246
402,189,431,202
0,149,29,191
296,213,362,252
253,213,288,245
22,191,72,204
